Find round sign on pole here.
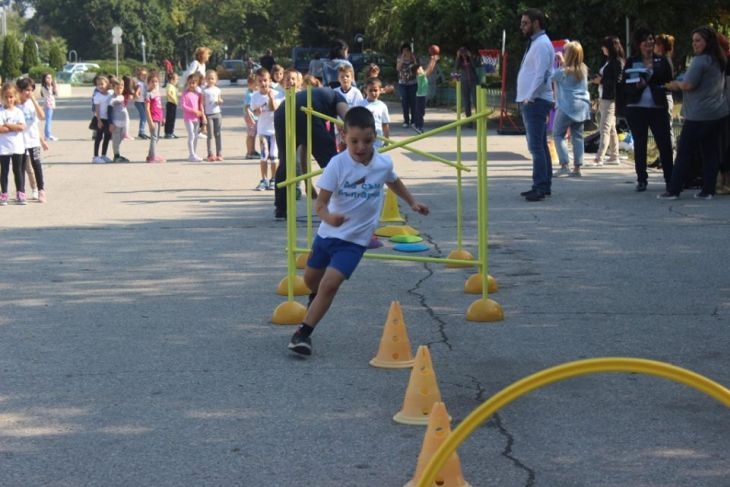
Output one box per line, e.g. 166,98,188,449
112,26,123,37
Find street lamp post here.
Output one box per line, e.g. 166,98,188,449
140,35,146,64
112,26,123,78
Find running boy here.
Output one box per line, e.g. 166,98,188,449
359,77,390,149
288,106,429,355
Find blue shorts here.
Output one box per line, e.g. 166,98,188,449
307,235,367,279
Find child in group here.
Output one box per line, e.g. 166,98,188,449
359,77,390,149
287,106,429,355
40,73,57,141
270,64,285,95
17,78,48,203
164,72,179,139
108,78,131,163
413,54,439,134
202,69,223,161
243,73,259,160
144,71,165,163
0,82,27,205
362,64,394,94
181,73,206,161
251,68,284,190
122,75,136,140
282,67,302,92
302,74,322,88
334,65,363,107
91,75,112,164
134,67,149,139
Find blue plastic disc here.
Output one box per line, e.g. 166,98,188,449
393,242,429,252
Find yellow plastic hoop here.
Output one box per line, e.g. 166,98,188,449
417,357,730,487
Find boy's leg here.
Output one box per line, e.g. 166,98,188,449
302,267,345,328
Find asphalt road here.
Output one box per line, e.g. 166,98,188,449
0,84,728,486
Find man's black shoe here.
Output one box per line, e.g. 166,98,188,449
636,181,648,192
524,189,546,201
274,209,286,220
520,189,550,197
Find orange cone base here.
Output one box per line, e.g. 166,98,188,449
404,479,471,487
445,249,474,268
271,301,306,325
463,273,498,294
375,225,419,237
295,252,310,270
466,298,504,322
276,275,311,296
370,357,415,369
394,410,452,426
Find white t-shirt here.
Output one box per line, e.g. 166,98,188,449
202,85,221,115
316,150,398,247
359,99,390,148
94,90,112,120
21,99,41,148
109,95,128,127
335,86,364,108
0,106,26,155
250,90,284,136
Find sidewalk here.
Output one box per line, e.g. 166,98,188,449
0,84,728,486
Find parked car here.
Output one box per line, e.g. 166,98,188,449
221,59,245,81
61,63,100,73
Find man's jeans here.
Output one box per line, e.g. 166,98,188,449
521,99,553,193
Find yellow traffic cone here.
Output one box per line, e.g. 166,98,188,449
394,346,446,425
404,402,471,487
370,301,415,369
380,189,405,223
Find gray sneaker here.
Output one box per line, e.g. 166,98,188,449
255,179,267,191
553,166,571,177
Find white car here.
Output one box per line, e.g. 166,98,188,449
62,63,100,73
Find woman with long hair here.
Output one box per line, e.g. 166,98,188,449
590,36,625,166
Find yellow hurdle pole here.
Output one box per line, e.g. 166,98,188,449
478,87,490,300
305,87,314,247
455,81,465,252
416,357,730,487
284,87,297,299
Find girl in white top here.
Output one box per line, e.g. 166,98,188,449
202,70,223,161
0,82,27,205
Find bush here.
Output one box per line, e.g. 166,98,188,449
1,34,22,80
28,65,50,82
22,35,39,74
48,43,65,70
96,61,134,78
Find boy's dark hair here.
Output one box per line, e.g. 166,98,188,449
344,106,376,132
255,67,270,78
522,8,546,29
16,77,35,90
364,77,382,88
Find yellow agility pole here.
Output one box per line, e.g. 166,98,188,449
447,80,473,267
417,357,730,487
271,87,308,324
466,87,503,322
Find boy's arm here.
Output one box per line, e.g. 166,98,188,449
382,122,390,141
386,178,429,215
30,96,45,120
314,189,348,227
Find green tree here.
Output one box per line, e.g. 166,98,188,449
48,40,65,70
22,34,39,73
1,34,23,80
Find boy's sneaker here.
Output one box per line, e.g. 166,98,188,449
31,189,39,200
0,193,8,205
16,192,27,205
288,331,312,355
38,190,46,203
255,179,268,191
267,179,275,190
92,156,106,164
694,191,713,200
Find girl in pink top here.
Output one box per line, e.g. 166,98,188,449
181,73,206,161
144,71,165,162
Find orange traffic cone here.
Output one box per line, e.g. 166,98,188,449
370,301,415,369
380,189,405,223
394,346,446,425
404,402,471,487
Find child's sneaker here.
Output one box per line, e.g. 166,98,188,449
0,193,8,206
101,155,113,163
267,179,275,191
188,154,203,162
31,189,39,200
92,156,106,164
216,154,224,161
255,179,268,191
38,190,46,203
16,192,27,205
113,155,130,163
288,330,312,355
206,154,216,162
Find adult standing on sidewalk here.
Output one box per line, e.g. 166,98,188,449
396,42,417,128
516,8,554,202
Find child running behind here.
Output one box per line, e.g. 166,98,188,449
144,71,165,163
108,78,131,163
251,68,284,190
287,106,429,355
17,78,48,202
202,70,224,160
0,82,27,205
359,77,390,149
181,73,206,161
